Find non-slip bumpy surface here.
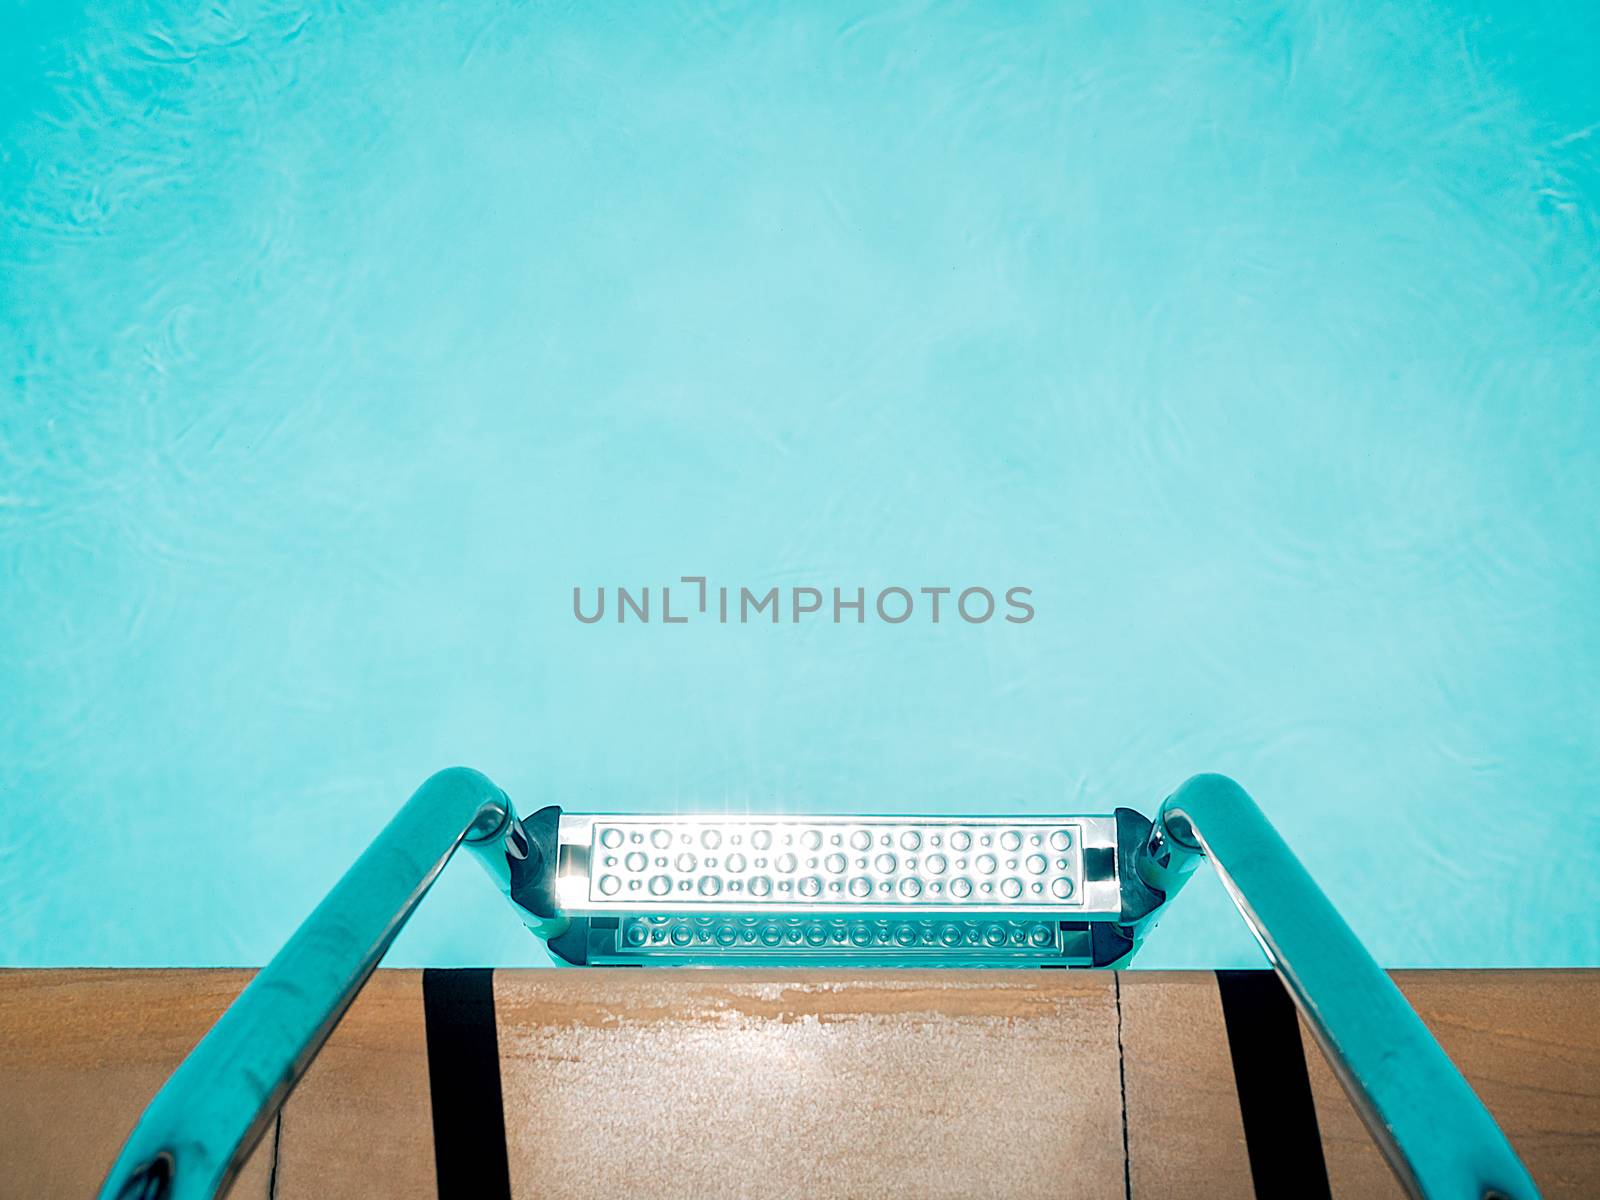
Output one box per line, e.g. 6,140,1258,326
583,818,1088,910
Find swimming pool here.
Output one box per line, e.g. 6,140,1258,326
1,1,1596,971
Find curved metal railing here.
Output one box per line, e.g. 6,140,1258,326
1138,774,1539,1200
96,767,531,1200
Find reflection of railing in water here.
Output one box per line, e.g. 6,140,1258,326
96,769,1539,1200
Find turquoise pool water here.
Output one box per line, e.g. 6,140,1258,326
2,2,1597,970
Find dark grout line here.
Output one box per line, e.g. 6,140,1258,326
423,968,513,1200
1114,972,1132,1200
267,1109,282,1199
1216,970,1331,1200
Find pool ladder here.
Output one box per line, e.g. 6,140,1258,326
97,770,1539,1200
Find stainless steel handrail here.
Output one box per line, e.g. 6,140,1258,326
1138,773,1539,1200
95,768,1540,1200
96,767,529,1200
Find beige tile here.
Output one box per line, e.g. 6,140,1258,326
494,969,1125,1200
0,969,276,1200
8,967,1599,1200
1118,971,1254,1198
276,969,435,1200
